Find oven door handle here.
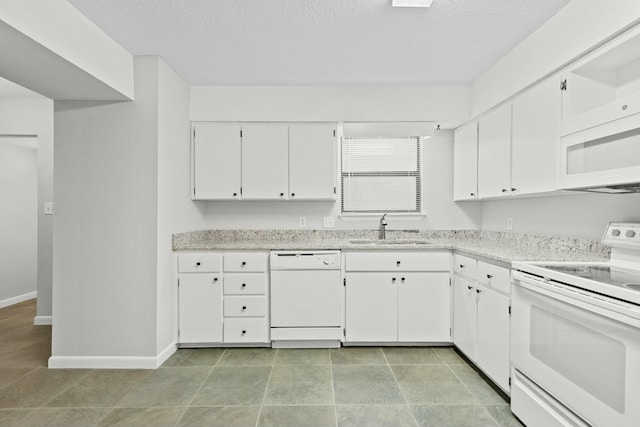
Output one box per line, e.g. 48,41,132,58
513,271,640,328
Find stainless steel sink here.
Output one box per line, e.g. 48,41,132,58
349,239,431,245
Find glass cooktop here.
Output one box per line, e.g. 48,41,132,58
537,264,640,290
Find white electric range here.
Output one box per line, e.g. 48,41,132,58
511,222,640,427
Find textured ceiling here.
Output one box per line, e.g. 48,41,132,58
66,0,571,85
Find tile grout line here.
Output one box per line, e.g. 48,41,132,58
253,350,275,427
380,348,420,427
173,348,227,427
328,349,338,427
444,361,501,427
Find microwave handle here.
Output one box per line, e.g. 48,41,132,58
513,272,640,328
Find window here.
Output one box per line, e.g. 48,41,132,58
341,137,421,214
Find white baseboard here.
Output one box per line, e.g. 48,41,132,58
155,342,177,368
47,342,178,370
0,291,36,309
33,316,52,325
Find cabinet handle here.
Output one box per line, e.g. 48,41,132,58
291,193,295,197
622,104,628,110
459,264,464,268
396,261,401,266
467,285,473,290
241,283,247,288
391,277,396,283
196,262,201,266
511,188,517,192
241,261,247,267
486,274,493,279
470,192,475,196
501,189,508,193
233,192,237,197
212,277,218,282
476,289,482,294
401,277,405,282
242,306,247,311
280,193,284,197
241,330,246,335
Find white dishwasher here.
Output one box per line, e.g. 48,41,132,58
270,251,342,348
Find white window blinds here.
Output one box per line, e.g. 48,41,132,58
341,137,421,213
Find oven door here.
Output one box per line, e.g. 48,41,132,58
511,271,640,427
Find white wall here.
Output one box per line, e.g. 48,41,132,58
481,193,640,240
471,0,640,116
52,57,159,361
199,130,481,231
0,99,53,321
191,85,470,128
0,138,37,306
156,59,206,355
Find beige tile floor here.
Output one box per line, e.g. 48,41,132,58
0,300,523,427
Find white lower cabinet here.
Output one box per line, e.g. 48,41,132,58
344,252,451,343
453,255,511,393
177,251,269,346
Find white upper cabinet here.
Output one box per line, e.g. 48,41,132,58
288,124,336,200
561,25,640,137
478,104,512,198
511,77,561,195
192,123,242,200
241,124,290,200
453,122,478,201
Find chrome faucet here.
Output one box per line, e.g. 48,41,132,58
379,214,388,240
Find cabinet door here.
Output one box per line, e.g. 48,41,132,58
192,123,241,200
512,77,560,195
178,274,222,343
476,285,510,392
289,124,336,200
241,124,289,199
398,272,451,342
452,274,477,361
453,122,479,200
478,104,512,198
345,273,397,342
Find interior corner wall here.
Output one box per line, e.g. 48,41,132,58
0,140,37,305
0,99,53,318
470,0,640,117
52,57,159,362
156,59,205,356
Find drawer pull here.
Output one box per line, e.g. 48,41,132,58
459,264,464,268
476,289,482,294
241,261,247,267
396,261,401,266
241,283,247,288
467,285,473,290
196,262,201,266
391,277,396,283
486,274,493,279
280,193,284,197
241,330,247,335
242,306,247,311
401,277,405,282
233,192,238,197
213,277,218,282
622,104,628,110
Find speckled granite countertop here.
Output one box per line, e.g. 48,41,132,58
173,230,610,264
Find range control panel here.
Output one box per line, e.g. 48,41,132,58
603,222,640,249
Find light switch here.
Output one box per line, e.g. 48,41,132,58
44,202,54,215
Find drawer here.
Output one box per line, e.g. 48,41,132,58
224,296,267,317
224,252,268,272
345,252,450,271
454,254,477,279
477,261,511,294
178,253,222,273
224,318,269,343
223,274,267,295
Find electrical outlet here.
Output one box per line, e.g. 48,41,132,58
323,217,335,228
507,218,513,230
44,202,54,215
299,217,307,227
